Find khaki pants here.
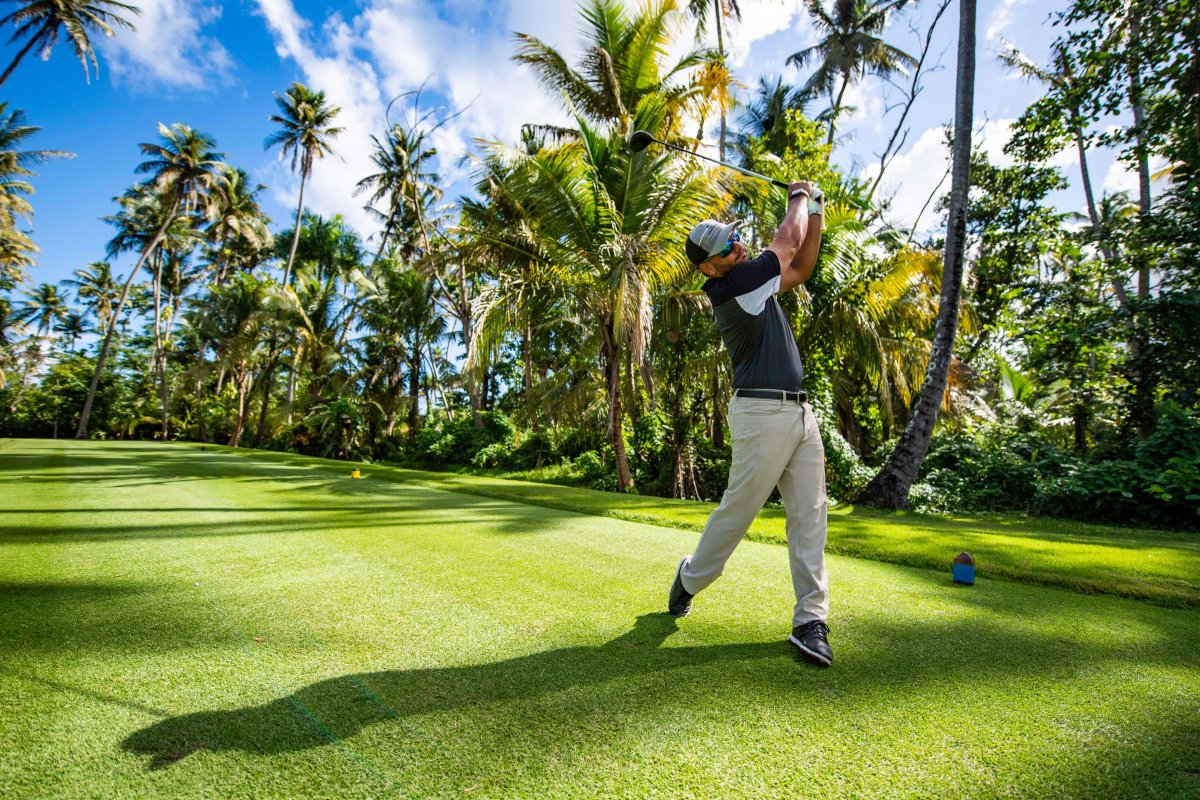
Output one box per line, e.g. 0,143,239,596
680,396,828,627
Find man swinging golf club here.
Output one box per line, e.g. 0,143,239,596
669,180,832,667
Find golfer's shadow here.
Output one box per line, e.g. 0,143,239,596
123,613,789,770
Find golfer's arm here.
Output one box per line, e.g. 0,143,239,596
780,214,823,291
767,198,808,292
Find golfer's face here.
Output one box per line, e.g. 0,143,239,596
714,242,747,273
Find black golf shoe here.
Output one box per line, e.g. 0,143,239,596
668,557,694,617
789,620,833,666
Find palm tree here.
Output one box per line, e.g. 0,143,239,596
0,103,71,289
205,272,269,447
76,122,224,438
855,0,975,509
355,120,441,264
9,281,68,406
205,165,272,284
684,0,747,160
359,263,446,442
55,311,90,351
0,294,21,388
0,0,139,86
264,82,343,287
734,75,807,157
787,0,916,149
514,0,709,136
16,281,68,337
62,261,119,333
473,107,735,491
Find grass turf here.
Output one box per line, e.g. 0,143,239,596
1,438,1199,798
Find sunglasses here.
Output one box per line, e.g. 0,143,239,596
718,230,742,257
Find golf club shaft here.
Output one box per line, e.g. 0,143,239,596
654,138,789,190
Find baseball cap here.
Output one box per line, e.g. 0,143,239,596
685,219,743,266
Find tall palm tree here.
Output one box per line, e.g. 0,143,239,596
0,294,21,388
264,82,343,287
0,0,139,86
787,0,916,149
76,122,224,438
9,281,68,406
205,272,269,447
684,0,746,160
0,103,70,289
355,120,441,264
55,311,89,351
855,0,975,509
514,0,709,136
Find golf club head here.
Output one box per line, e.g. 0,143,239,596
628,130,654,153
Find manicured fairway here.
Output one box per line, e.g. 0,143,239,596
1,439,1199,799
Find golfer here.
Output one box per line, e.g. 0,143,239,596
669,180,832,666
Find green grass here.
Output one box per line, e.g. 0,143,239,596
381,462,1200,608
2,438,1199,799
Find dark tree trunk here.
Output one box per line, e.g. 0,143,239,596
407,357,421,443
854,0,975,509
253,357,277,447
77,195,181,438
603,321,635,492
1127,2,1155,436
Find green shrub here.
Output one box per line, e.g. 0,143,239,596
918,404,1200,528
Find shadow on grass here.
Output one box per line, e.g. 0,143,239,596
122,613,792,770
119,605,1200,786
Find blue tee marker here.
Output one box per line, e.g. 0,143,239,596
953,552,976,585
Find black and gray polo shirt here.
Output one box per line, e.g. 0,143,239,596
701,250,804,392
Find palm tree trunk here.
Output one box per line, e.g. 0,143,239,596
0,22,52,87
76,195,181,438
152,258,170,439
194,368,210,443
285,349,299,423
283,171,308,287
714,0,727,162
602,322,635,492
229,366,249,447
253,357,277,447
855,0,975,509
407,355,421,443
826,75,852,150
1127,2,1154,434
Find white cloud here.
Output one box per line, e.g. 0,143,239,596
252,0,590,240
255,1,386,236
862,125,949,232
101,0,233,89
863,119,1050,232
724,0,807,68
986,0,1036,43
1102,155,1168,198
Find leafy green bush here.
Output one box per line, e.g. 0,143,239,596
574,449,618,492
820,419,874,502
918,403,1200,528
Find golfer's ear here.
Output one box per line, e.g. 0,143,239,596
698,261,714,278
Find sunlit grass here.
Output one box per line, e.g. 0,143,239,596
1,438,1198,798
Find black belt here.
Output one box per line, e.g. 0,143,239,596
734,388,807,403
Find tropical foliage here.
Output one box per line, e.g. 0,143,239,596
2,0,1198,529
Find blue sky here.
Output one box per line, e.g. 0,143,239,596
6,0,1150,297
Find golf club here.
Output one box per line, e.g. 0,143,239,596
628,130,789,190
